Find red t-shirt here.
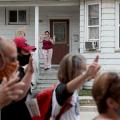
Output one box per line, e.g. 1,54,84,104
42,40,53,49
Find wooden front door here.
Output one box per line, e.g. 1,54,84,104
50,19,69,64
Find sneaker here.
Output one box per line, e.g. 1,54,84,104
47,65,51,69
44,68,49,70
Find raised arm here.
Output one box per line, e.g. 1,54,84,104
66,55,100,93
39,35,44,43
17,56,34,100
49,35,55,44
52,35,55,44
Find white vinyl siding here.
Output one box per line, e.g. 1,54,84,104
80,0,120,73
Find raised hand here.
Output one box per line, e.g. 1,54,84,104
86,55,100,80
25,55,34,74
0,74,25,108
39,35,43,43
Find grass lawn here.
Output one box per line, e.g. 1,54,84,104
79,89,92,96
79,89,96,106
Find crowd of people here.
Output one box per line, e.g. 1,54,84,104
0,29,120,120
0,29,36,119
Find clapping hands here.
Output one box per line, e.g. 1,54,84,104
0,73,25,108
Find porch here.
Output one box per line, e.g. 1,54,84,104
0,1,80,84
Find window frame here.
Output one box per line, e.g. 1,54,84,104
6,7,29,25
115,1,120,50
85,1,101,51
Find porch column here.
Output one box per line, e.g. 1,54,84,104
34,6,39,84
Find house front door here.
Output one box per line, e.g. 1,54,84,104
50,19,69,64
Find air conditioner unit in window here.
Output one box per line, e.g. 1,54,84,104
85,41,99,51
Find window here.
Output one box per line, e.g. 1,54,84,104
85,3,100,51
88,4,99,41
53,22,66,43
6,8,29,25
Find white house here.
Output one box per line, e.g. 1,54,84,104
80,0,120,73
0,0,120,84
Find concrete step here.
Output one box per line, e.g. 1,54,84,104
39,70,58,75
38,68,58,80
80,99,95,106
37,83,53,88
34,84,54,92
79,96,96,106
39,65,59,70
80,106,97,112
38,75,57,80
39,67,58,79
37,79,58,84
39,67,58,72
31,85,54,95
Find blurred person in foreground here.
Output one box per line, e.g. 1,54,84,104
0,36,25,108
92,72,120,120
50,53,100,120
1,35,36,120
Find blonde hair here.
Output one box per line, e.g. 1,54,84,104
15,26,26,37
58,53,86,84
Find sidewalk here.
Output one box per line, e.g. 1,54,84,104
80,106,98,120
79,96,98,120
80,111,97,120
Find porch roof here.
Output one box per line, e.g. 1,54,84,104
0,0,80,7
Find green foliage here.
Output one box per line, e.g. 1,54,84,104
79,89,92,96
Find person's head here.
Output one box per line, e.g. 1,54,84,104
0,37,18,80
16,31,26,37
15,27,26,37
14,37,36,66
44,31,50,38
58,53,86,84
92,72,120,116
